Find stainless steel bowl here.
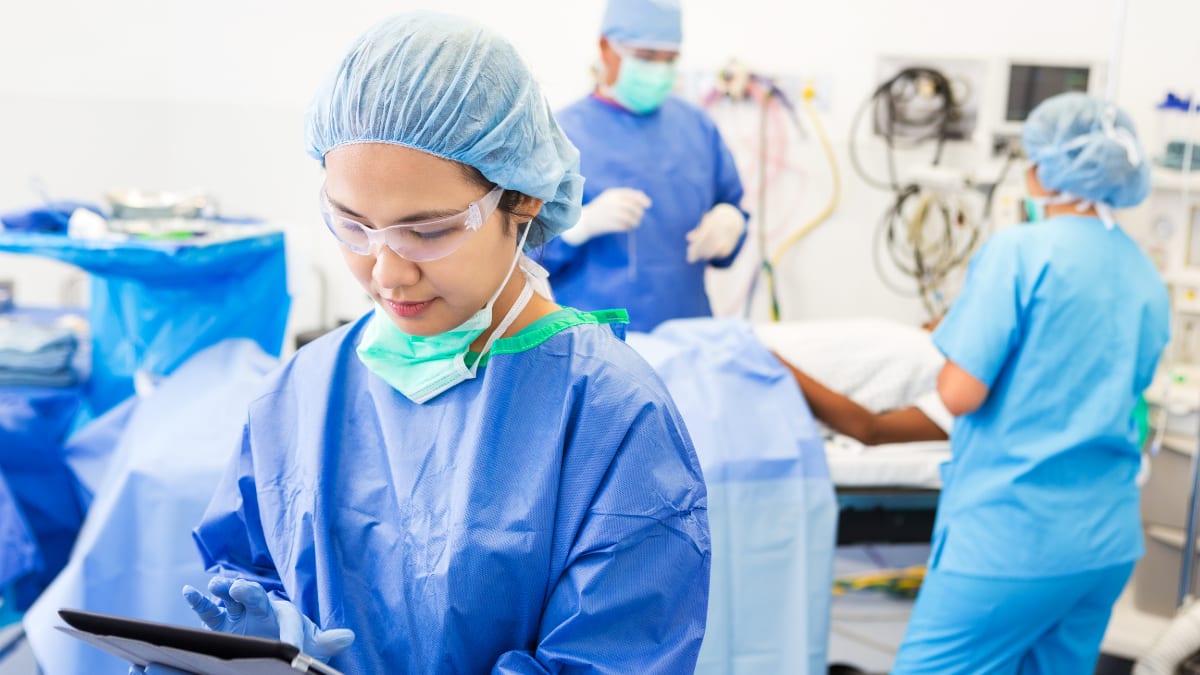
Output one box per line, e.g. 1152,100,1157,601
105,189,211,220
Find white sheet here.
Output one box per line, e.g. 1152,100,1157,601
753,318,953,489
825,434,950,489
755,318,945,414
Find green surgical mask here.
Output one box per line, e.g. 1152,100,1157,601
611,56,676,115
1021,193,1077,224
1022,196,1047,223
356,229,536,404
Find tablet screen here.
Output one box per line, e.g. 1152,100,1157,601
58,609,300,662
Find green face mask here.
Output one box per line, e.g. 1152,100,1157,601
1021,192,1077,224
1022,196,1047,223
611,56,676,115
356,229,535,404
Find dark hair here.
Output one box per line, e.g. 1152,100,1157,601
459,164,549,244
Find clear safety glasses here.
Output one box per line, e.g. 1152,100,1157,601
612,43,679,64
320,186,504,262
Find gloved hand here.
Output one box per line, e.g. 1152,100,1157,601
184,577,356,662
560,188,652,246
685,203,746,263
129,665,193,675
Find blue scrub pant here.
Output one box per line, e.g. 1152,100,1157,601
891,562,1134,674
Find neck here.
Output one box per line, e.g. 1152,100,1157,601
593,86,619,105
1045,201,1100,218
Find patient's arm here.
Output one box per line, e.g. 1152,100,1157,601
774,355,948,446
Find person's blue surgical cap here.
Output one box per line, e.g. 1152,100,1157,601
304,12,583,248
1022,92,1151,209
601,0,683,50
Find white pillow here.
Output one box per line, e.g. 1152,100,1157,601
754,318,944,413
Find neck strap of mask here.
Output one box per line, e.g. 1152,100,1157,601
1048,192,1118,230
468,223,534,375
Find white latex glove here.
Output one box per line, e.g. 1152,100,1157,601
560,188,652,246
686,204,746,263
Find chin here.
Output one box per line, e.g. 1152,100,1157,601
383,313,446,337
375,296,450,333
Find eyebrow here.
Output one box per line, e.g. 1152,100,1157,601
326,195,463,226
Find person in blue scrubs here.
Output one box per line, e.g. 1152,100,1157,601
139,13,711,675
892,93,1171,673
538,0,749,332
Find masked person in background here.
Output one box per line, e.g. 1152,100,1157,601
538,0,749,332
136,12,710,675
892,92,1170,674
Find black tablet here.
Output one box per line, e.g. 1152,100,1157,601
57,609,343,675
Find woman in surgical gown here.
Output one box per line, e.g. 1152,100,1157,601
158,13,710,675
891,93,1171,674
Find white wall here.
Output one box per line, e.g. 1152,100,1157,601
1,0,1197,334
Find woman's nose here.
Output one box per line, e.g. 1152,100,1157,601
372,246,422,290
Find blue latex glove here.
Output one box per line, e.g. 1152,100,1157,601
183,577,355,662
129,665,192,675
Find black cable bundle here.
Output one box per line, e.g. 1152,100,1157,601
849,67,961,191
849,67,1012,317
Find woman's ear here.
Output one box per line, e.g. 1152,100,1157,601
513,195,544,224
1025,164,1054,197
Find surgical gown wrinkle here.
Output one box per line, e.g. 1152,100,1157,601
539,95,746,332
193,313,711,674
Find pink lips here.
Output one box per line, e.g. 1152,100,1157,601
386,299,434,318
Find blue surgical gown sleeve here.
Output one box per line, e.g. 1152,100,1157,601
492,398,710,674
933,233,1026,389
192,419,287,596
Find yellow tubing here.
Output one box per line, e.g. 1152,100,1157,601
769,85,842,277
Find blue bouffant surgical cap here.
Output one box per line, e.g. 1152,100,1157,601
1022,92,1151,209
601,0,683,50
304,12,583,248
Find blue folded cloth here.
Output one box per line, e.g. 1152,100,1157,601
0,320,78,385
0,369,77,388
0,344,75,373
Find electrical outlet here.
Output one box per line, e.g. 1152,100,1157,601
770,74,833,113
1176,285,1200,316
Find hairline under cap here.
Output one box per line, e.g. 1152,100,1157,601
319,139,528,195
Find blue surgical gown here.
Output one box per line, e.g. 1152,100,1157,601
539,95,747,332
24,339,279,675
628,319,836,675
930,215,1170,578
193,308,711,675
0,381,85,609
0,468,38,595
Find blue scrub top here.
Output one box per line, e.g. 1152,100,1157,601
932,215,1170,578
194,308,711,674
539,95,747,332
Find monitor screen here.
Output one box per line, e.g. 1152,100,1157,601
1005,64,1091,122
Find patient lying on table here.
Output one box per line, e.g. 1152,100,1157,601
754,318,954,446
